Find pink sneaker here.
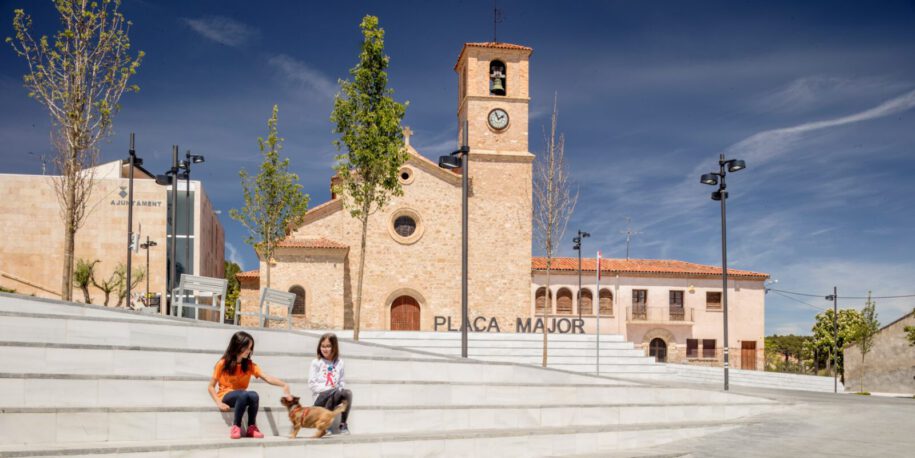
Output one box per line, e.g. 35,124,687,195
246,425,264,439
230,425,243,439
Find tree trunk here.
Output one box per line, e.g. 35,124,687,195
542,260,551,368
81,285,91,304
353,209,370,342
265,254,272,289
61,217,75,302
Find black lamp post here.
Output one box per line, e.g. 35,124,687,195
573,230,590,320
156,146,187,315
140,237,158,307
182,151,205,278
126,133,143,308
700,153,746,391
438,120,470,358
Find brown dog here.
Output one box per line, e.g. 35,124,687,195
280,396,348,439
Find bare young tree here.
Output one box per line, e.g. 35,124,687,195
7,0,144,301
533,94,578,367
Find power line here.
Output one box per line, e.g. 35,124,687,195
769,290,828,312
768,287,915,300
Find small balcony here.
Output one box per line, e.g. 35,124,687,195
627,305,694,324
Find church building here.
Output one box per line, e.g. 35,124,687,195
237,41,768,369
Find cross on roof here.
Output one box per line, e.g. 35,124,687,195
403,126,413,147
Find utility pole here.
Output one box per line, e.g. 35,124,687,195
825,286,838,393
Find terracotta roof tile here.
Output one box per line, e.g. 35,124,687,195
532,257,768,279
464,42,533,51
236,269,259,279
454,42,533,70
277,238,348,249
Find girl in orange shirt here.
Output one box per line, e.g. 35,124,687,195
208,331,292,439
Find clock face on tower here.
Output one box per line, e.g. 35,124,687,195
488,108,509,130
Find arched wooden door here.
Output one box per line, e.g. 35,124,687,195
390,296,420,331
649,338,668,362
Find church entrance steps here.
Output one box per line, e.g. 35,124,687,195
346,330,841,393
363,339,638,350
0,403,781,446
0,421,746,457
390,347,649,357
338,330,628,343
0,294,784,456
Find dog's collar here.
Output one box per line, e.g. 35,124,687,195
291,405,310,416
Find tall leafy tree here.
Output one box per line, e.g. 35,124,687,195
230,105,310,288
7,0,143,301
330,15,408,341
805,308,865,380
764,334,811,372
533,94,577,367
850,292,880,392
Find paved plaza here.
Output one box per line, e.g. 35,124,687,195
591,386,915,457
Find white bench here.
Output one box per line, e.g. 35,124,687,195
235,287,297,328
171,274,227,322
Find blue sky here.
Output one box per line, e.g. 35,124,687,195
2,0,914,335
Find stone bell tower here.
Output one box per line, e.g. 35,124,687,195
454,42,534,330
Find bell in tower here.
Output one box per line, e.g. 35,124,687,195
489,60,506,96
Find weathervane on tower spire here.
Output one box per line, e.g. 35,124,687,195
493,0,504,42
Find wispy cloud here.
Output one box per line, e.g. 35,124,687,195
268,54,337,99
181,16,257,47
225,242,245,270
727,88,915,167
753,75,909,113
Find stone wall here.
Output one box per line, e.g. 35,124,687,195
844,311,915,394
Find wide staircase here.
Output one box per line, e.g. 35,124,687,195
340,331,839,393
0,293,784,457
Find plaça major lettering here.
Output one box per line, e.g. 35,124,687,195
433,316,585,334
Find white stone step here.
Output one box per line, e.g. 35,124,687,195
0,295,169,321
0,311,446,360
626,368,839,392
0,421,745,457
0,341,623,386
0,373,770,409
0,402,780,445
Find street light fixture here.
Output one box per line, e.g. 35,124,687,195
140,237,158,310
699,153,746,391
572,230,590,320
438,120,470,358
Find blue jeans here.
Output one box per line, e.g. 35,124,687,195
222,390,259,427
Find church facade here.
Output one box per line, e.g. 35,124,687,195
236,42,769,368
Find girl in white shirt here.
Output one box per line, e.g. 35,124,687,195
308,332,353,434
